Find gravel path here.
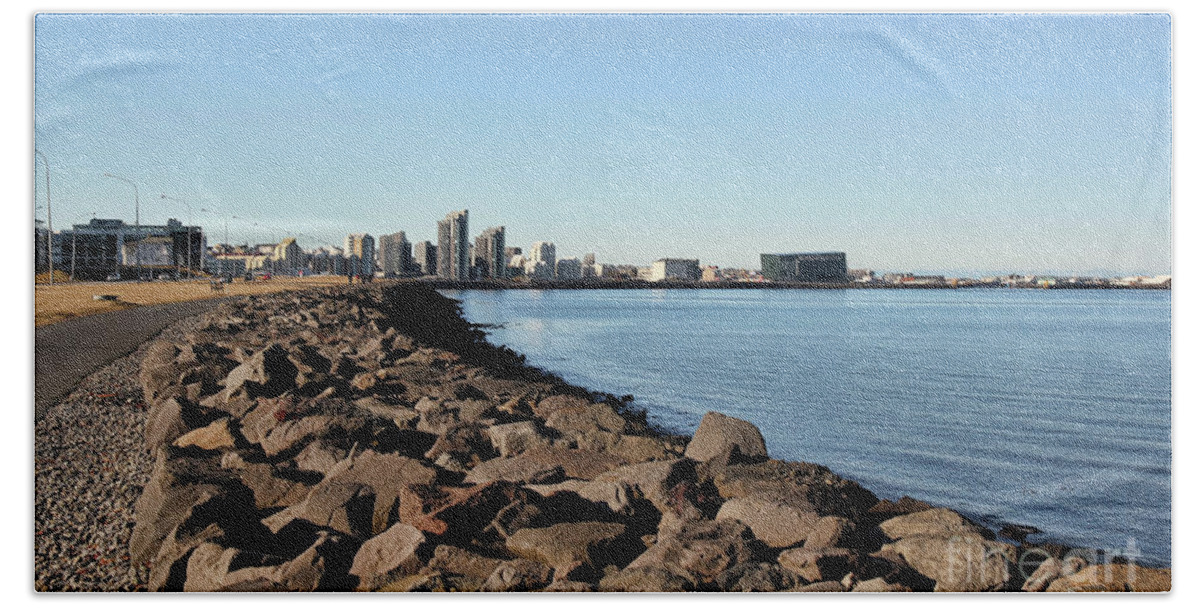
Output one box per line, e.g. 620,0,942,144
34,314,207,592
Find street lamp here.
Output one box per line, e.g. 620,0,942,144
162,194,196,279
103,172,140,282
35,150,52,283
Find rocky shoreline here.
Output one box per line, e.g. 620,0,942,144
38,284,1170,592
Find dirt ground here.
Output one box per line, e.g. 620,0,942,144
34,275,352,327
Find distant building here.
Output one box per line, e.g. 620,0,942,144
55,217,204,280
529,241,556,276
344,233,376,277
701,265,721,282
848,268,875,283
760,252,848,283
649,258,701,282
555,257,582,280
504,246,522,258
414,241,437,276
582,252,596,266
525,260,554,280
436,210,470,279
378,231,413,277
270,237,305,275
473,226,506,279
307,247,345,276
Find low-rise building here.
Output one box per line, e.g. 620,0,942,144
649,258,701,282
760,252,848,283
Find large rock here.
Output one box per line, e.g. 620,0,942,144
532,394,592,418
349,523,426,590
683,412,768,464
544,403,628,437
1045,564,1171,592
504,522,638,578
625,519,761,586
486,421,552,457
881,534,1017,592
317,450,438,536
480,558,554,591
715,495,821,548
465,447,626,485
715,562,804,592
777,546,854,582
878,508,989,541
598,566,694,592
145,397,189,452
708,459,878,523
427,544,505,580
172,418,236,451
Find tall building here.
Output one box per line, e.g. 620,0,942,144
473,226,506,279
529,241,556,275
760,252,848,283
414,241,437,276
555,257,582,280
583,252,596,266
436,210,469,279
344,233,376,277
378,231,413,277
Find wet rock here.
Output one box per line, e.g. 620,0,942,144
878,508,990,541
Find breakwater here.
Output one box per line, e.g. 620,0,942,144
127,284,1169,591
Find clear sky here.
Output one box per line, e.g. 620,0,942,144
33,13,1171,276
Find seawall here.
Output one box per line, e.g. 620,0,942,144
128,283,1170,592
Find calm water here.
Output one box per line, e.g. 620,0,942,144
443,288,1171,566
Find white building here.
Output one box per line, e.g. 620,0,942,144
649,258,701,282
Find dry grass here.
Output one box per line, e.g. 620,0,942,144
34,275,351,327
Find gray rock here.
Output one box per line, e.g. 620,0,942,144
715,495,821,549
882,534,1017,592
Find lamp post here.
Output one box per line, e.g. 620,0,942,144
103,173,140,282
35,150,52,283
161,194,195,279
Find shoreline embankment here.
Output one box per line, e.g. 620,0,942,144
110,284,1168,591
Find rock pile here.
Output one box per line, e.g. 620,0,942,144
129,284,1170,592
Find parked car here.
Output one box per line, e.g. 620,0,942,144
105,273,121,281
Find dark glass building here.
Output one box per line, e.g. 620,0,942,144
760,252,849,283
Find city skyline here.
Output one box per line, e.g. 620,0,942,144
34,13,1171,276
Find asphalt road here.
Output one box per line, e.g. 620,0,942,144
34,299,225,420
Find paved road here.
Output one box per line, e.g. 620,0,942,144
34,299,225,420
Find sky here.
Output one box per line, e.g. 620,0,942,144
32,12,1172,276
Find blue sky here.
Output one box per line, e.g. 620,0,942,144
33,13,1171,275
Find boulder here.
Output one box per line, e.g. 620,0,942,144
486,421,552,457
145,397,189,452
715,562,804,592
544,403,628,437
1021,556,1062,592
878,508,989,541
259,415,336,457
796,580,847,592
239,462,312,509
597,566,693,592
426,545,504,580
852,577,910,592
463,455,565,486
683,412,768,464
806,516,854,549
318,450,438,536
625,519,760,586
532,394,592,418
349,523,426,590
607,435,673,464
715,495,821,548
1045,564,1170,592
172,418,236,451
504,522,638,578
777,547,854,582
882,534,1017,592
265,481,376,539
480,559,554,591
708,460,878,523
